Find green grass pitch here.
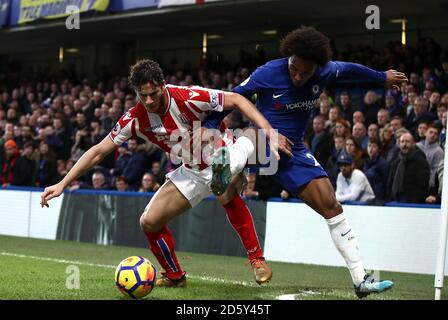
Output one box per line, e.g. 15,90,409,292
0,235,443,300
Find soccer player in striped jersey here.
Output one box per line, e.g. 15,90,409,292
40,59,292,287
204,26,408,298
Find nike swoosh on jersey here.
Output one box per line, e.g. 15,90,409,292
273,93,285,98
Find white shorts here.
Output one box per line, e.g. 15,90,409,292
166,136,254,207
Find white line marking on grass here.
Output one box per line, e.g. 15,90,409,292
0,252,116,268
0,252,255,287
276,290,320,300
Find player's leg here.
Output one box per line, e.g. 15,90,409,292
217,173,273,284
210,135,254,195
297,177,394,297
139,180,191,287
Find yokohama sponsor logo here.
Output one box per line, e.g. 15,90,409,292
286,98,319,110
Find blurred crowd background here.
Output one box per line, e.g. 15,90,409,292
1,37,447,205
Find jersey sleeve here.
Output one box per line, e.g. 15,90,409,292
186,86,225,112
108,111,134,146
233,68,263,99
323,61,387,86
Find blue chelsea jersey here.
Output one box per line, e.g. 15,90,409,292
232,58,386,148
234,58,326,148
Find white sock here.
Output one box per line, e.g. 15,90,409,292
326,213,366,286
229,136,255,175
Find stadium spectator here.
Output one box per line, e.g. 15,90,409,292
361,90,381,127
417,123,444,190
243,172,283,201
71,127,90,162
405,97,436,134
0,139,20,187
326,106,342,133
11,142,37,186
335,152,375,204
44,125,64,159
83,171,111,190
379,124,395,160
387,127,410,163
306,115,333,166
52,118,70,159
384,91,405,119
377,109,390,128
333,119,351,139
439,111,447,149
318,98,331,122
429,91,441,115
150,161,167,186
415,121,430,142
362,138,389,203
390,116,404,133
434,103,447,128
352,110,365,125
367,123,380,141
325,135,346,189
345,136,365,169
35,141,58,187
122,138,149,191
110,145,131,177
426,160,444,204
139,173,160,193
387,133,430,203
114,176,130,192
352,122,368,150
337,91,354,125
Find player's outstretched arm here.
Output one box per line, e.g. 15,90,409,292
40,136,116,208
332,62,408,89
223,91,293,159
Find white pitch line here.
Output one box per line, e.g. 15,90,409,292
0,251,255,287
276,290,320,300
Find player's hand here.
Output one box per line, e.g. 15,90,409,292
40,183,64,208
267,131,294,160
425,195,437,204
385,69,408,90
280,190,290,199
274,133,294,159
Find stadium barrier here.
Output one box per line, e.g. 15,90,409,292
0,187,447,275
0,187,266,258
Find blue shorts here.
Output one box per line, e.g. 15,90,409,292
275,148,328,195
253,146,328,196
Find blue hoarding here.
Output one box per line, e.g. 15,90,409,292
0,0,10,28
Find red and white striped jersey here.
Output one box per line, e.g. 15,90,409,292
109,84,227,168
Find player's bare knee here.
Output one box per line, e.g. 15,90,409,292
218,186,237,205
320,199,343,218
327,200,343,217
139,212,159,233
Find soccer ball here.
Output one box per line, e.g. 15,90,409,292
115,256,157,299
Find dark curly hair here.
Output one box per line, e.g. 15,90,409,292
280,26,332,66
128,59,164,90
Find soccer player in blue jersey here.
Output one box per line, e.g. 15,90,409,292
205,26,408,298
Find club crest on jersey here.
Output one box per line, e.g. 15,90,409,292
312,85,320,95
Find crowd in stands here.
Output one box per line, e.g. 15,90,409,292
1,38,447,205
